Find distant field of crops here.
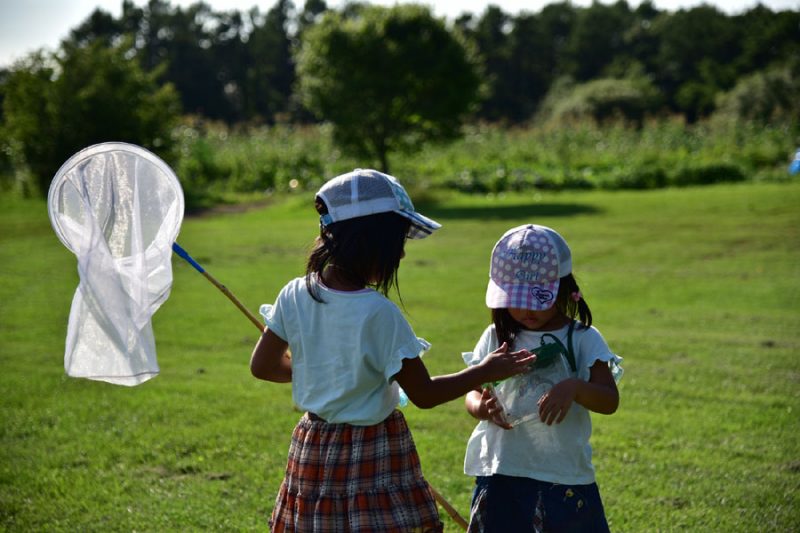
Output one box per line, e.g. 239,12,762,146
169,118,798,210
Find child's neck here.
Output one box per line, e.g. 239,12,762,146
523,314,571,332
320,266,365,292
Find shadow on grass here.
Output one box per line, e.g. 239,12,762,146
418,202,602,221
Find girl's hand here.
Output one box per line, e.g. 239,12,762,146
479,388,513,429
538,378,578,425
465,388,513,429
397,343,533,410
477,342,535,383
538,360,621,424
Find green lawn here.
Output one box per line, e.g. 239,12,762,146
1,182,798,531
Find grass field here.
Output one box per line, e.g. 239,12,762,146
1,182,798,531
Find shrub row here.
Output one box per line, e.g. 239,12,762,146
167,118,799,209
441,163,752,193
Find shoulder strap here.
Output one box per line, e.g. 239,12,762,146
565,320,577,372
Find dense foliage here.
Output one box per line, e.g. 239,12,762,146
1,41,180,195
3,0,797,126
165,119,795,210
296,5,481,172
0,0,798,197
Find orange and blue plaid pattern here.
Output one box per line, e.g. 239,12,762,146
269,410,443,532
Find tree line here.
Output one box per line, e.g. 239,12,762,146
1,0,798,193
14,0,798,125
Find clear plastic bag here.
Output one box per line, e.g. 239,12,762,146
463,346,573,427
490,351,573,426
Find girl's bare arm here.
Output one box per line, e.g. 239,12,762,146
575,360,619,414
538,360,619,425
395,343,534,409
250,329,292,382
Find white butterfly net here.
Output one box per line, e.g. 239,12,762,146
48,143,184,386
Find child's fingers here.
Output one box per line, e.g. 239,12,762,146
510,349,535,365
538,394,553,424
491,414,513,430
539,404,555,425
480,389,511,428
486,403,511,429
538,396,569,425
498,349,534,367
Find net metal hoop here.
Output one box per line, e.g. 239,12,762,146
47,142,184,256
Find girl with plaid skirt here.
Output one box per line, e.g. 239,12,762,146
463,225,623,532
250,170,534,532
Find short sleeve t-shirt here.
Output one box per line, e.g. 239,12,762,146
463,322,620,485
261,277,429,426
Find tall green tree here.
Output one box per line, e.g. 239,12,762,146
535,2,578,80
242,0,296,123
65,0,300,125
461,6,511,122
510,1,579,120
296,4,481,172
651,5,741,121
208,8,249,120
2,41,180,195
297,0,328,37
734,6,800,76
566,0,636,81
142,2,230,119
67,1,233,120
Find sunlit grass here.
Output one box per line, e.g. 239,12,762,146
1,182,798,531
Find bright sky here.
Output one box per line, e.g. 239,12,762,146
1,0,797,68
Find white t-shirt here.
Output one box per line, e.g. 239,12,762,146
463,322,621,485
261,277,429,426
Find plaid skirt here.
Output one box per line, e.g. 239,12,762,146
269,410,443,533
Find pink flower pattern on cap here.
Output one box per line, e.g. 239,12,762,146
485,224,572,310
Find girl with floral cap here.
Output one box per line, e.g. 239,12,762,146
463,224,623,532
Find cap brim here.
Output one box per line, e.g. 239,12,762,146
485,277,561,310
398,210,441,239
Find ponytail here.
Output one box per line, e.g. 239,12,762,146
556,273,592,327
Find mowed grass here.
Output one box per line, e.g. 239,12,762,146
1,182,798,531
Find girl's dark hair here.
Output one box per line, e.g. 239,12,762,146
305,197,410,302
492,273,593,346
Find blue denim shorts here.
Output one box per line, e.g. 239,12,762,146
468,474,610,533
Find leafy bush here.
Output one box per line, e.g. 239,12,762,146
542,77,661,126
669,164,746,186
296,4,481,173
171,122,362,210
2,41,180,196
713,64,800,124
159,117,799,203
605,167,668,190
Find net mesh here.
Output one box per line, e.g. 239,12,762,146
48,143,184,386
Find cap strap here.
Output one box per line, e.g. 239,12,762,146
565,319,577,372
